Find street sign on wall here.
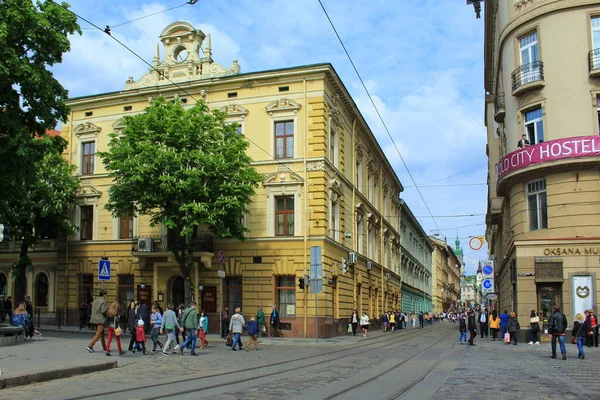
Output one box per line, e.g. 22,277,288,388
482,278,494,294
482,261,494,277
98,259,111,281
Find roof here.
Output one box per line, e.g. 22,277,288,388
46,129,61,137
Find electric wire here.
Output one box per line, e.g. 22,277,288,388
318,0,444,235
81,1,193,30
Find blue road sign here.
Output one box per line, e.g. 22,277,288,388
98,259,111,281
218,250,225,264
483,264,493,276
483,279,493,290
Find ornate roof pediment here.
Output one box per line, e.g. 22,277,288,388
74,122,101,137
77,183,102,205
263,170,304,186
220,104,249,117
112,118,125,131
265,97,301,115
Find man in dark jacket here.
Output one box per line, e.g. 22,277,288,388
139,302,150,334
467,310,477,346
270,305,283,338
548,305,568,360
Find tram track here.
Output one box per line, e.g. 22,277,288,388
63,325,437,400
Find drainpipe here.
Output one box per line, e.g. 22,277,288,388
303,78,308,338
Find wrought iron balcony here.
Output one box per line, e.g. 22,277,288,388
132,234,214,254
589,48,600,77
494,92,505,123
511,61,544,95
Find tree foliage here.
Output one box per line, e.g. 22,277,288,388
0,0,80,303
100,98,263,304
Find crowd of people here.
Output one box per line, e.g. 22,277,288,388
83,290,285,356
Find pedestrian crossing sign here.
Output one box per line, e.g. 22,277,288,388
98,259,111,281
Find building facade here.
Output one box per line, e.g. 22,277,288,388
399,202,433,313
0,22,406,337
484,1,600,330
430,237,461,312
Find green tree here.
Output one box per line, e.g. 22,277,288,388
0,0,80,302
100,98,263,305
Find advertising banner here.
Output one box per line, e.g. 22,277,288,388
497,135,600,182
572,275,594,317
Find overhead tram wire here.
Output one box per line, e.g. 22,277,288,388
317,0,442,235
49,0,311,186
81,1,196,30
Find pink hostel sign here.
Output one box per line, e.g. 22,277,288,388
497,135,600,181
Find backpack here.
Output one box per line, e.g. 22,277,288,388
549,316,558,333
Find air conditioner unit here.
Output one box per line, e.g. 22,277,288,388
348,252,357,265
137,237,153,252
385,272,391,281
366,261,373,270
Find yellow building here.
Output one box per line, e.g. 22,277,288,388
0,22,405,337
430,237,461,312
484,1,600,330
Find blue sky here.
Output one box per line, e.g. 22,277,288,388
52,0,488,274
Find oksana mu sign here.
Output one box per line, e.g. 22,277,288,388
496,135,600,181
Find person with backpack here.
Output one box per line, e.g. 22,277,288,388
177,302,199,356
160,303,181,356
548,305,568,360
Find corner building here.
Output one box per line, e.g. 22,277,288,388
484,1,600,332
0,22,408,337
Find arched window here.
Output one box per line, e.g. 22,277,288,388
36,273,48,307
0,272,7,295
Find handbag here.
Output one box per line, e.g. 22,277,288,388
347,324,352,333
225,334,233,347
572,322,582,344
503,332,510,343
114,317,122,336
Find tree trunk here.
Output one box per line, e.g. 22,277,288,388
13,240,30,304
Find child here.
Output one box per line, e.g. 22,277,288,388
135,319,148,355
198,310,209,349
245,316,259,351
150,306,163,352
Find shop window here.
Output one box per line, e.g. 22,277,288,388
527,179,548,231
118,275,134,308
35,273,48,307
225,276,242,312
78,274,94,307
275,275,296,318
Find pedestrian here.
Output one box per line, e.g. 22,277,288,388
389,311,396,332
159,303,180,356
489,310,500,341
467,310,477,346
4,296,12,323
153,300,163,315
139,301,150,334
244,316,259,351
479,308,488,338
256,306,266,338
135,319,148,355
221,306,230,339
150,305,163,352
587,309,598,348
573,313,590,359
86,289,107,353
23,295,41,336
127,302,139,352
528,310,540,345
458,312,467,344
507,312,519,345
198,309,209,349
419,311,424,329
10,301,34,339
79,302,89,330
548,305,568,360
270,305,283,338
350,309,359,336
177,302,199,356
229,307,246,351
360,311,370,337
381,312,389,332
175,304,187,344
499,309,510,340
105,301,126,356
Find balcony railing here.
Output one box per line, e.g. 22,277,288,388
494,92,505,123
589,48,600,76
132,234,214,253
511,61,544,93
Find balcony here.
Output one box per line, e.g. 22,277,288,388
511,61,544,96
589,48,600,77
494,93,505,123
132,234,214,254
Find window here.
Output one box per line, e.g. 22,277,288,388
519,31,540,83
35,273,48,307
524,108,544,144
330,199,340,241
597,95,600,131
332,277,338,319
356,160,363,192
275,196,294,236
80,205,94,240
274,121,294,159
227,92,238,98
78,274,94,307
85,111,93,117
592,17,600,49
278,86,290,92
527,179,548,231
123,105,132,112
119,209,134,239
275,276,295,318
117,275,134,308
356,216,363,253
81,141,95,175
330,128,337,166
225,277,242,311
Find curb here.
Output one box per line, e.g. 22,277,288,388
0,361,118,389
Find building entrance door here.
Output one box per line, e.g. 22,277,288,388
171,276,185,307
538,284,562,332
